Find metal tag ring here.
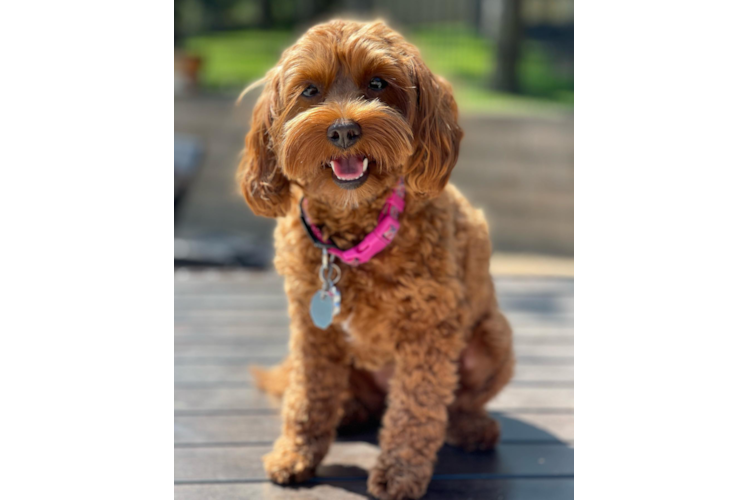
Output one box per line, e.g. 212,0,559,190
318,262,341,285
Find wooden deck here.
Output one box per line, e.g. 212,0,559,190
174,269,574,499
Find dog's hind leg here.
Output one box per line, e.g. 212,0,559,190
253,359,386,432
338,367,387,432
447,307,514,451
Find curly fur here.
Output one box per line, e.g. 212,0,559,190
238,20,515,500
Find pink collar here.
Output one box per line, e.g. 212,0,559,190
300,178,406,266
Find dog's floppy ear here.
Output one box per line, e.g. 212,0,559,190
404,54,463,198
237,69,290,218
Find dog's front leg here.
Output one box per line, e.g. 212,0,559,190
368,327,463,500
263,300,349,484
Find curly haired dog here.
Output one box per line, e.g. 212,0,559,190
237,20,515,500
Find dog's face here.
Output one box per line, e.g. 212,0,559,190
238,20,463,217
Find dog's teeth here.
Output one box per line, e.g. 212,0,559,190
363,157,368,172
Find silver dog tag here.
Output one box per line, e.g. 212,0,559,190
309,248,342,329
310,289,335,329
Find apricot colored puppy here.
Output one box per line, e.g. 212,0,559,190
238,20,515,500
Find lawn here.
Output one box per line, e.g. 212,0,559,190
184,30,292,89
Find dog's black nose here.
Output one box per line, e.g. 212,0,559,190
327,121,361,149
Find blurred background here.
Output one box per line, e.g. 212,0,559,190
174,0,573,273
174,0,748,498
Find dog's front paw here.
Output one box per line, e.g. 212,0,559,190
367,455,432,500
262,438,317,484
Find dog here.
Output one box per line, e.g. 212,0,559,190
237,20,515,500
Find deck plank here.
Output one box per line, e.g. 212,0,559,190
174,325,574,342
175,443,574,482
175,478,574,500
174,355,573,367
175,386,573,412
174,294,574,316
174,272,572,291
175,363,574,385
175,413,573,445
174,314,573,329
174,342,573,359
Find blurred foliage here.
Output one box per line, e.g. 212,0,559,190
408,25,573,105
184,30,293,87
176,0,341,36
184,24,572,114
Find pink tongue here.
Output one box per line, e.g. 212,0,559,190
331,156,364,180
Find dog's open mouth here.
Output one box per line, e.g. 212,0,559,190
329,155,371,190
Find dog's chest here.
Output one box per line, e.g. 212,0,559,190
340,314,356,343
336,309,393,369
334,271,398,369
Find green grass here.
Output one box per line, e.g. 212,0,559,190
409,26,495,84
408,25,573,113
184,30,295,88
184,26,572,115
444,42,573,113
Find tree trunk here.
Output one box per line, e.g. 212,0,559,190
175,0,183,47
259,0,272,28
493,0,523,93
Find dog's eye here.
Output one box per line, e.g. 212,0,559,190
368,77,388,91
302,85,319,98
